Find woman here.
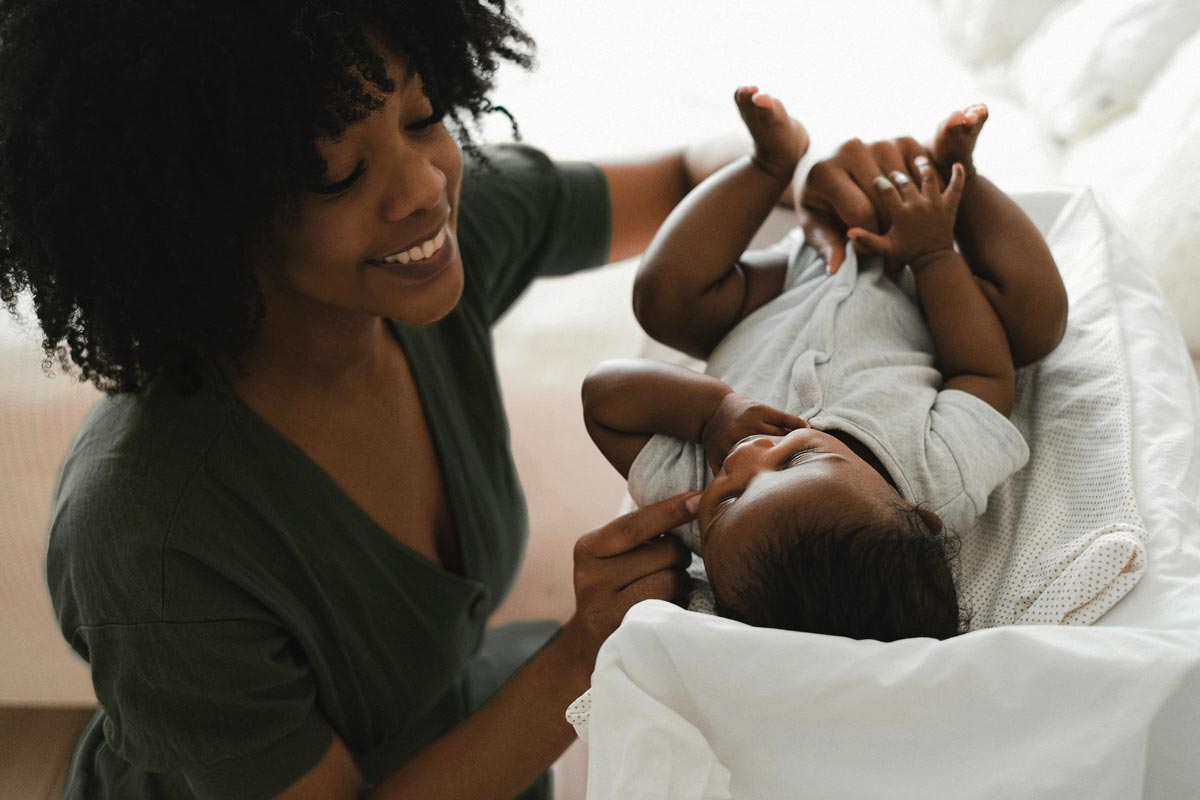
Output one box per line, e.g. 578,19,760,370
0,2,922,798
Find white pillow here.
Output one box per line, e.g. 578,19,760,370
1127,126,1200,352
1010,0,1200,143
1057,26,1200,217
932,0,1069,66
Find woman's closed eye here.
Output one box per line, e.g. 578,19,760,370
406,107,446,133
313,161,365,196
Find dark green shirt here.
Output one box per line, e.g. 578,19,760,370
47,144,611,799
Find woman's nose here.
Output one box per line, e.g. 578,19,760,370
381,150,446,221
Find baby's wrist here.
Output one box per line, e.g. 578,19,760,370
699,385,736,439
908,247,959,274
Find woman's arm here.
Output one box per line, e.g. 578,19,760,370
277,495,698,800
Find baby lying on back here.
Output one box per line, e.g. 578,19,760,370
583,87,1067,639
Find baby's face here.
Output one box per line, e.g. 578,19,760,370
697,427,898,595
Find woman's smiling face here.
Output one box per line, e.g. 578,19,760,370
697,427,900,596
254,42,466,327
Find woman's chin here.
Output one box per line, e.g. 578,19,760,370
375,255,465,326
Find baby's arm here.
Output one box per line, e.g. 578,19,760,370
633,88,807,361
929,106,1068,367
851,167,1016,415
582,359,805,478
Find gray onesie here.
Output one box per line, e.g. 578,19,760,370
628,232,1030,554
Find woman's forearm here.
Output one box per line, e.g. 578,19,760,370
367,622,594,800
954,174,1068,366
912,250,1016,415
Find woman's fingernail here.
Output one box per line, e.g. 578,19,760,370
915,156,930,169
892,171,909,184
685,494,701,513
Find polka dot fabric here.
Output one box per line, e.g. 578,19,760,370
958,191,1148,629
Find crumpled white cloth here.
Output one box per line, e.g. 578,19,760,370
567,562,714,742
584,601,1200,800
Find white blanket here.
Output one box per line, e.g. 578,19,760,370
961,189,1149,627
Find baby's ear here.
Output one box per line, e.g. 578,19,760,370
914,506,944,534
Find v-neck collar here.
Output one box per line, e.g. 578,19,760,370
202,340,477,585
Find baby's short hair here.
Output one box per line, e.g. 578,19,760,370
714,502,965,640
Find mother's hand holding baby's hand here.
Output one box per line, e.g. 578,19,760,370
798,136,931,273
700,392,807,476
567,493,697,662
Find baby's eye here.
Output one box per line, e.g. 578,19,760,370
783,448,818,468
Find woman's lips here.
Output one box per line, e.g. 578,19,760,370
365,226,454,281
371,226,448,265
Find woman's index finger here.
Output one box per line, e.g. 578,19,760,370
591,492,699,558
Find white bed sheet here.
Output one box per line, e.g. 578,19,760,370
583,189,1200,798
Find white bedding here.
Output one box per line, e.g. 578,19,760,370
581,189,1200,798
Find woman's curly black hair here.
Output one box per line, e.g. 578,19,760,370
0,0,534,393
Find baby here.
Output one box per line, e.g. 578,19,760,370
582,88,1067,640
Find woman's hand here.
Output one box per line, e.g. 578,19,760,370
700,392,807,476
567,493,697,660
796,136,930,273
847,161,967,271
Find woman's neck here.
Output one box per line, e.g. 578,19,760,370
222,279,400,408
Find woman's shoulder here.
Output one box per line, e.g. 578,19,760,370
455,143,610,324
47,375,245,619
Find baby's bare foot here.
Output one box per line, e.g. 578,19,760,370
734,86,809,182
930,103,988,178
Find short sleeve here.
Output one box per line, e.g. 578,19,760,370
82,617,331,799
457,144,612,323
923,389,1030,530
627,434,708,554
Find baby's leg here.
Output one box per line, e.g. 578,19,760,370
923,104,1066,367
930,104,988,179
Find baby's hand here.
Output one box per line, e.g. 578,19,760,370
930,104,987,181
735,86,809,183
701,392,807,476
847,159,966,271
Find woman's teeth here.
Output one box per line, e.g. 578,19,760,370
378,227,447,265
